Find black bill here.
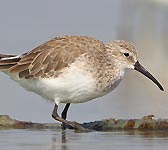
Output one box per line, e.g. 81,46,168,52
134,61,164,91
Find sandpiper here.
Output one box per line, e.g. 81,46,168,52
0,36,164,132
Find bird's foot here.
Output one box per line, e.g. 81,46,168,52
55,116,91,132
67,121,91,132
62,121,91,132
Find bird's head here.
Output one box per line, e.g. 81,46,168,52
105,40,164,91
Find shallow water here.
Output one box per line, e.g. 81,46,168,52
0,129,168,150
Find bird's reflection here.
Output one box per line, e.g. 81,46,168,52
51,129,67,150
61,130,67,150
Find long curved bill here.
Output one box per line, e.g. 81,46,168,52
134,61,164,91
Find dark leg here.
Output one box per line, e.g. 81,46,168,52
61,103,71,129
52,103,90,132
61,103,70,119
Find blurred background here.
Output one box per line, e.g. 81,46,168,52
0,0,167,123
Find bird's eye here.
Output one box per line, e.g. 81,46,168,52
123,53,129,57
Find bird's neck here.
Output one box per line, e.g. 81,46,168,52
93,58,126,93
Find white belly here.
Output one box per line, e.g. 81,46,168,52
7,65,104,105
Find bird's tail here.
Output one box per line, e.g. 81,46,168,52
0,54,21,71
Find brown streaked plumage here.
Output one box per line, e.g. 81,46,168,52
0,36,105,79
0,35,164,132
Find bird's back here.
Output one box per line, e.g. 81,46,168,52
0,36,105,78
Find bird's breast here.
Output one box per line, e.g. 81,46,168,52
94,67,125,94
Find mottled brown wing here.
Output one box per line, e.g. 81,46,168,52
8,36,100,79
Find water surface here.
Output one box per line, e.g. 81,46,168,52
1,129,168,150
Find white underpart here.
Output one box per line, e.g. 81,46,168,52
5,62,103,105
3,57,127,105
1,55,21,60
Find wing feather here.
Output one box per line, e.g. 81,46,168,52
5,36,104,79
